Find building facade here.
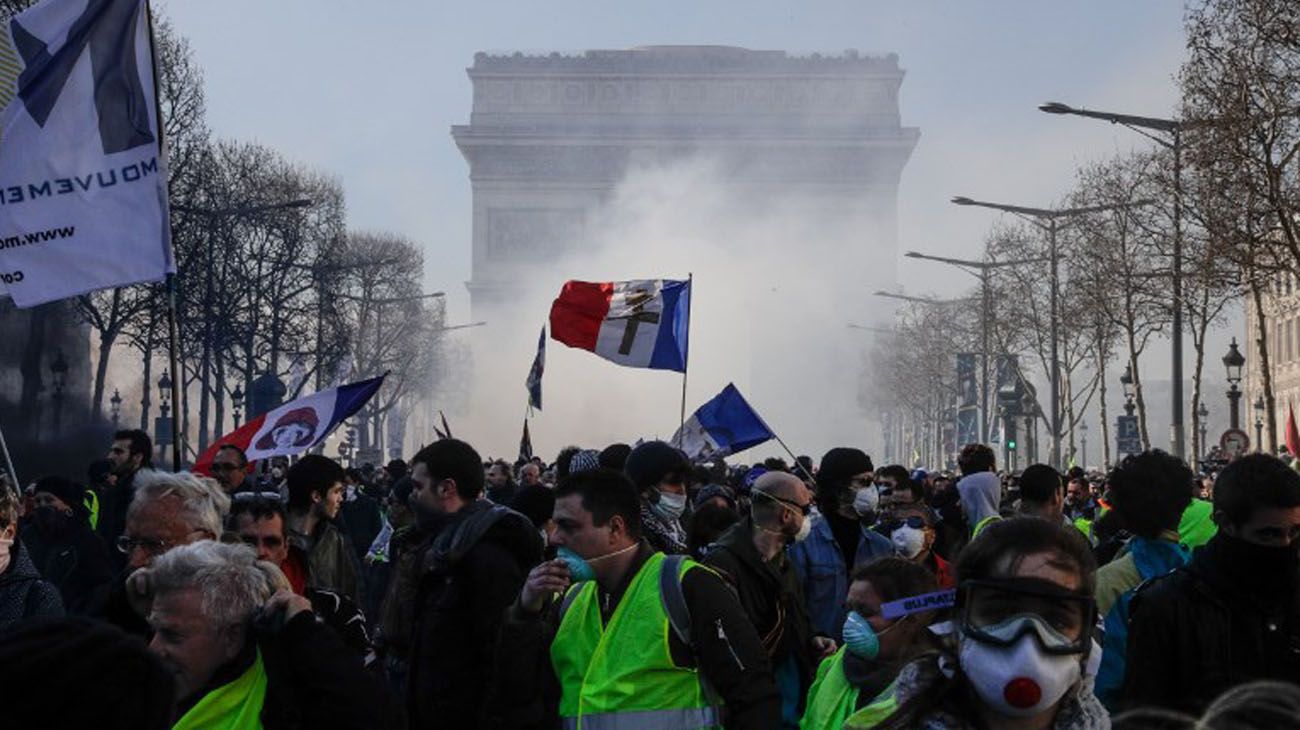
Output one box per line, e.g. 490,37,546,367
1245,272,1300,454
452,45,919,314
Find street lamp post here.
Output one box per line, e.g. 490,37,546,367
231,384,244,426
1121,365,1136,417
1040,101,1191,462
900,251,1047,445
49,351,68,439
1255,396,1266,452
1080,421,1088,470
110,389,122,428
1197,403,1209,457
1223,339,1245,431
156,370,173,469
951,195,1152,468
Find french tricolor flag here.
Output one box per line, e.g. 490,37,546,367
193,374,386,475
549,279,690,372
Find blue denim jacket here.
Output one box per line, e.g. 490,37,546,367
788,510,894,640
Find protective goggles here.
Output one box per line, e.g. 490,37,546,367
958,578,1096,656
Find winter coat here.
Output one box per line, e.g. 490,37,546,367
406,501,543,729
789,511,893,640
704,517,816,724
0,540,64,630
176,608,394,729
339,492,384,565
95,470,137,575
288,519,359,602
375,523,434,660
20,517,113,615
1122,535,1300,715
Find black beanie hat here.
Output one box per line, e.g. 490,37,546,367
33,475,88,516
0,617,175,729
511,484,557,530
624,441,691,490
392,475,415,506
816,448,875,488
599,443,633,471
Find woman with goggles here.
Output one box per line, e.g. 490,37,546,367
800,558,944,729
871,517,1107,730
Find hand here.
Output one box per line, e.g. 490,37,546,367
124,568,153,619
811,636,837,660
520,559,571,614
263,589,313,622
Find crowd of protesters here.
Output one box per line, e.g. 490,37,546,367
2,427,1300,729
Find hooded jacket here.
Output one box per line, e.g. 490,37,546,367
956,472,1001,533
0,540,64,630
406,500,543,729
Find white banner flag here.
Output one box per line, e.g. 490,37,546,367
0,0,173,307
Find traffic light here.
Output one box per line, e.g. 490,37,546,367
1007,439,1017,451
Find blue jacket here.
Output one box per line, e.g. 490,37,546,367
789,511,893,640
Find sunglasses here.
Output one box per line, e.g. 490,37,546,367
883,515,928,532
754,489,813,516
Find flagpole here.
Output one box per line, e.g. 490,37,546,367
678,273,692,448
771,432,815,484
0,417,18,488
143,2,183,470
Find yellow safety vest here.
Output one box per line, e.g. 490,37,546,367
551,552,720,730
172,648,267,730
801,647,897,730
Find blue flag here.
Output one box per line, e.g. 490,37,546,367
673,383,776,461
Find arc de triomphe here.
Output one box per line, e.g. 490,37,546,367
453,45,918,314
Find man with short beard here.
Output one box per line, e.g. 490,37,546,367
99,429,153,571
705,471,833,725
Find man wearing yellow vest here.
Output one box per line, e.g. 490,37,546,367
140,540,391,728
499,468,781,729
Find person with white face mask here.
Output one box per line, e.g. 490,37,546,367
883,504,955,589
704,471,833,726
869,517,1107,730
790,447,894,643
623,441,693,554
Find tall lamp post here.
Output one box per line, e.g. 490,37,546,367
231,384,244,426
1197,403,1209,457
109,389,122,428
899,252,1046,444
1040,101,1193,463
49,351,68,439
1223,339,1245,430
951,195,1152,468
1079,421,1088,470
156,370,174,469
1121,365,1136,416
1254,396,1266,452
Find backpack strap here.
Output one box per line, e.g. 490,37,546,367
659,554,692,649
557,582,583,624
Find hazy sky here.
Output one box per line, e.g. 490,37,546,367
159,1,1241,455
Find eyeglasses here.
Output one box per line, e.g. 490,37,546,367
116,535,173,556
753,489,813,516
959,578,1096,655
232,491,284,502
